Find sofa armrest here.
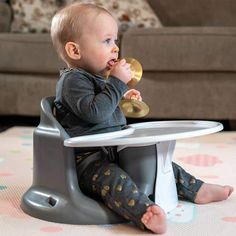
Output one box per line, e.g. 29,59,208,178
0,2,12,32
120,27,236,72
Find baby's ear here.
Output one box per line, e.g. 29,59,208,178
65,42,81,60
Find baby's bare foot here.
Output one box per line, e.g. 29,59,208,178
141,205,166,234
195,183,234,204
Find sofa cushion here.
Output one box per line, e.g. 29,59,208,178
66,0,162,32
0,2,12,32
11,0,60,33
121,27,236,71
10,0,162,33
148,0,236,26
0,73,57,116
0,33,65,73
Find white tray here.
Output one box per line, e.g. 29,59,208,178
64,126,135,147
64,120,223,147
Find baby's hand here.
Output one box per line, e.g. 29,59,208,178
123,89,142,101
110,59,132,84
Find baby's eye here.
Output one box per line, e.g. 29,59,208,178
104,38,111,44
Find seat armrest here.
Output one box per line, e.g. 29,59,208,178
0,2,12,32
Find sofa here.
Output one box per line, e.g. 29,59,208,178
1,0,236,126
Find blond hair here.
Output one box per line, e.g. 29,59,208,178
51,3,112,62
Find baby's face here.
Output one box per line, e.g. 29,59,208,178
77,12,119,76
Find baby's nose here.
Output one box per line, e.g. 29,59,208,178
112,46,119,53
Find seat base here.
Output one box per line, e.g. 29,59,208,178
21,186,125,224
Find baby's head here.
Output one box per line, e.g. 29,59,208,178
51,3,119,75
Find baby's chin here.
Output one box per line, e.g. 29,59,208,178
88,67,107,77
100,68,110,78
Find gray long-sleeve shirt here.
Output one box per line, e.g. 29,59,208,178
54,68,128,137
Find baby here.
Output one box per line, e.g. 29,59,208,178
51,3,233,234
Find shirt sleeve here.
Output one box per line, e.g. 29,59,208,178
62,72,128,123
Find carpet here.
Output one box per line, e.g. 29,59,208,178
0,127,236,236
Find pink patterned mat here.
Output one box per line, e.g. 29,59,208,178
0,127,236,235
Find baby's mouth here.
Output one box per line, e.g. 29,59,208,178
107,59,117,69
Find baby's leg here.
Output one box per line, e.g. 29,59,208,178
79,159,166,233
172,162,234,203
172,162,204,202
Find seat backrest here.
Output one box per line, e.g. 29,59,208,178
38,96,70,140
21,96,125,224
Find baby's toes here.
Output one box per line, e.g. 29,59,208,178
141,212,152,222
